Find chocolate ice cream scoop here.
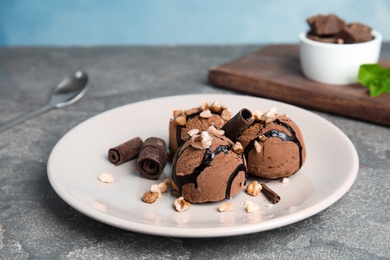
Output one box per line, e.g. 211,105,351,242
237,113,306,179
170,131,246,203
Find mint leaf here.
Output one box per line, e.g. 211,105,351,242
358,64,390,97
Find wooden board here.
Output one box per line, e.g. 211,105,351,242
208,44,390,126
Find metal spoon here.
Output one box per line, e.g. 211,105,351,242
0,71,89,132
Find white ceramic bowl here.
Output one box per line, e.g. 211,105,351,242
299,30,382,85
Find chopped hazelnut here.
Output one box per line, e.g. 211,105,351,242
188,128,200,137
254,140,262,153
253,111,263,121
158,181,168,193
262,107,278,123
218,202,235,212
259,135,267,142
200,109,212,118
150,184,162,197
207,125,225,136
175,115,186,126
221,108,232,121
174,196,191,212
233,142,244,154
210,101,222,113
98,173,114,183
200,102,210,111
173,109,184,118
242,200,260,213
142,191,159,204
191,131,213,149
246,181,262,196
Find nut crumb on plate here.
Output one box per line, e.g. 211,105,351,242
174,196,191,212
142,191,159,204
98,173,114,183
246,181,262,196
242,200,260,213
218,202,235,212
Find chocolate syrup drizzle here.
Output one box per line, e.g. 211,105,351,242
172,142,246,200
244,119,304,169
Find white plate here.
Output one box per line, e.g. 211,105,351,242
47,94,359,237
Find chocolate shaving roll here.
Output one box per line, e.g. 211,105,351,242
222,108,253,141
136,137,167,180
261,183,281,204
108,137,143,165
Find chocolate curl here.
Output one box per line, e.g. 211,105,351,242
136,137,167,180
108,137,143,165
222,108,253,141
261,183,281,204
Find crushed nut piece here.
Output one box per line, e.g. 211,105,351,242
173,109,184,118
233,142,244,154
188,128,200,137
221,107,232,121
242,200,260,213
282,178,290,183
254,140,262,153
158,181,168,193
253,111,263,121
218,202,235,212
262,107,278,123
142,191,159,204
98,173,114,183
150,184,162,197
191,131,213,150
246,181,262,196
259,135,267,142
207,125,225,136
200,102,210,111
210,101,222,113
174,196,191,212
175,115,186,126
199,109,212,118
150,181,169,198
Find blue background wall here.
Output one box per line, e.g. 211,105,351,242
1,0,389,46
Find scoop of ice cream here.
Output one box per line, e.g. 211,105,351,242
170,131,246,203
168,102,231,159
237,111,306,179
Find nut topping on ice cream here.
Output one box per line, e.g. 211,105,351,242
168,102,231,159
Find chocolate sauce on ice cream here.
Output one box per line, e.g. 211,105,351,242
238,114,306,179
170,132,246,203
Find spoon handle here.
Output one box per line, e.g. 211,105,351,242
0,103,54,132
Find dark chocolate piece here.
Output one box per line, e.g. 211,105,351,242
336,23,373,43
108,137,143,165
261,183,281,204
307,14,346,36
136,137,167,180
222,108,253,141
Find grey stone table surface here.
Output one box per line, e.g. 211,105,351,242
0,44,389,260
